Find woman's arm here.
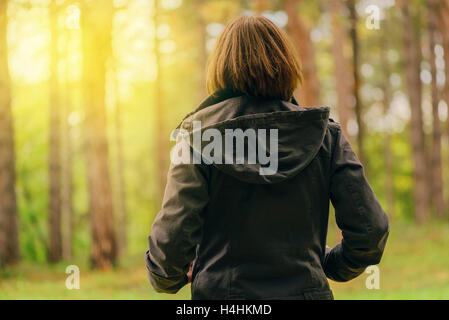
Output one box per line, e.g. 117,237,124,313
145,161,210,293
324,125,389,282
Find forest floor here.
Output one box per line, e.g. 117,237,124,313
1,221,449,299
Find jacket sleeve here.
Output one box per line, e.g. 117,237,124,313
145,160,210,293
323,125,389,282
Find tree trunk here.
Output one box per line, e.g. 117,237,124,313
379,17,395,219
401,0,429,223
48,0,63,263
348,0,366,166
113,69,127,260
81,0,117,269
0,0,20,267
439,0,449,210
428,0,445,217
62,30,73,261
197,0,208,100
329,0,352,139
154,0,169,203
284,0,320,106
329,0,351,242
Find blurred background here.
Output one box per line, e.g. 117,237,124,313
0,0,449,299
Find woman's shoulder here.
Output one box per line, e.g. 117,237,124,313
319,118,345,157
326,118,343,136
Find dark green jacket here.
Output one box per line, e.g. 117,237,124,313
145,90,389,299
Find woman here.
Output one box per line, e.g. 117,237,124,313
145,15,389,300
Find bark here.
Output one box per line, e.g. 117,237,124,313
379,18,395,219
329,0,351,242
154,0,169,203
197,0,208,100
113,70,127,259
401,0,429,223
81,0,117,269
48,0,63,263
439,0,449,209
348,0,366,166
62,31,73,261
0,0,20,267
329,0,352,139
284,0,320,106
428,0,445,217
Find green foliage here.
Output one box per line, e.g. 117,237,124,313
14,84,49,262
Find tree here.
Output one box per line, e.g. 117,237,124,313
284,0,320,106
48,0,63,263
328,0,352,241
112,67,127,260
329,0,352,139
0,0,20,267
439,0,449,209
61,26,74,261
427,0,445,217
347,0,366,166
81,0,117,269
154,0,169,203
379,13,395,219
401,0,429,223
197,0,208,101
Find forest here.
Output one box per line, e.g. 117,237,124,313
0,0,449,299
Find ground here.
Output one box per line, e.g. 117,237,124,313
1,221,448,299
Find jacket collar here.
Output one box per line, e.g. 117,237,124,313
177,89,298,128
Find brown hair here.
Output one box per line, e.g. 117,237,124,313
206,15,303,101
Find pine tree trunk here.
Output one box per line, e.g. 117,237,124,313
0,0,20,267
81,0,117,269
428,0,445,217
348,0,366,166
62,30,73,261
48,0,63,263
197,0,208,101
329,0,352,139
154,0,169,203
401,0,429,223
113,70,127,260
380,19,395,219
439,0,449,210
284,0,320,106
329,0,351,242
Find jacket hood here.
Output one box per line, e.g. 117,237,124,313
174,90,330,184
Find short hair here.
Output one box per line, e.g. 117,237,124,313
206,15,303,101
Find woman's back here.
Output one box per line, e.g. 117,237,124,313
145,15,388,300
146,91,389,299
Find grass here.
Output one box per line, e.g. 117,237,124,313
1,221,449,299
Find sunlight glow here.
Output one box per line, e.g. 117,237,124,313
161,0,183,10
